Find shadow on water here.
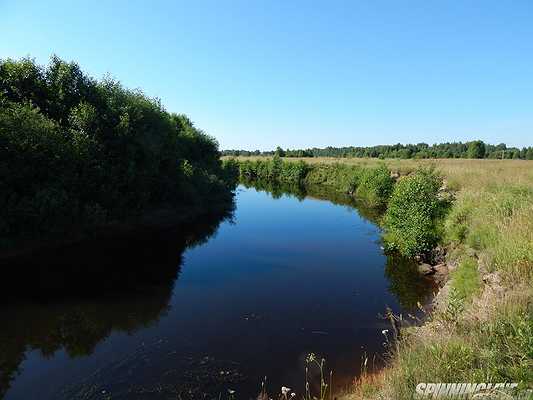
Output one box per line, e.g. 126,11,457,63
384,254,437,310
0,204,235,399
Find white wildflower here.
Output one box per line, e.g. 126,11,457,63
281,386,291,396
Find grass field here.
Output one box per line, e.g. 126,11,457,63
227,156,533,398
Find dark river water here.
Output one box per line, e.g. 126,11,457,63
0,184,433,400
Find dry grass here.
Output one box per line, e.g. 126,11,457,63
225,156,533,190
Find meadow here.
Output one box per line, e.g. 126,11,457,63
226,156,533,399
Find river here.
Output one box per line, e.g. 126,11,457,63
0,184,433,400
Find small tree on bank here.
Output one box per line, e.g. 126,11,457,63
383,168,448,257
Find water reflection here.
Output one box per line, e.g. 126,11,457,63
0,205,234,398
243,180,434,307
384,254,436,309
1,184,434,400
240,178,383,223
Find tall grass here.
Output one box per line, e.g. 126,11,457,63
445,185,533,284
449,258,481,304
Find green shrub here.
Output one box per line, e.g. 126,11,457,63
355,164,394,207
305,163,363,193
238,158,308,185
279,160,308,183
270,154,283,180
384,168,447,257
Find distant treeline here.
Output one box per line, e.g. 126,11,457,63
0,56,237,246
223,141,533,160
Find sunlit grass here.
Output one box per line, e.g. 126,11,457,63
450,258,481,304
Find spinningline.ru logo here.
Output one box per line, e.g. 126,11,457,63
415,382,533,399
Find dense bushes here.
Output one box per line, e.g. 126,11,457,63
383,168,448,257
0,56,235,245
238,156,308,183
355,164,394,208
304,163,362,193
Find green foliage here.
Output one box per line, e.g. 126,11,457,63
304,163,363,193
279,160,308,183
274,146,286,157
237,159,396,206
467,140,486,159
450,258,481,303
223,140,532,159
383,168,447,257
0,56,235,244
443,197,474,243
220,158,240,188
444,185,533,283
384,298,533,400
355,164,394,208
238,157,308,184
479,307,533,383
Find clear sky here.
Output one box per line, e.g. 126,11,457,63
1,0,532,150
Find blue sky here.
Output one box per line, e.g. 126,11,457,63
1,0,532,150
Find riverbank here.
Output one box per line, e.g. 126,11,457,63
343,159,533,399
226,156,533,398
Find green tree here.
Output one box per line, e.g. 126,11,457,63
467,141,486,159
355,164,394,208
384,168,447,257
274,146,286,157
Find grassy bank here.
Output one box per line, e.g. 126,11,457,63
227,156,533,398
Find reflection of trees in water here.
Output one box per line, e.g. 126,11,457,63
242,179,433,311
241,178,307,201
241,178,383,223
0,205,234,398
